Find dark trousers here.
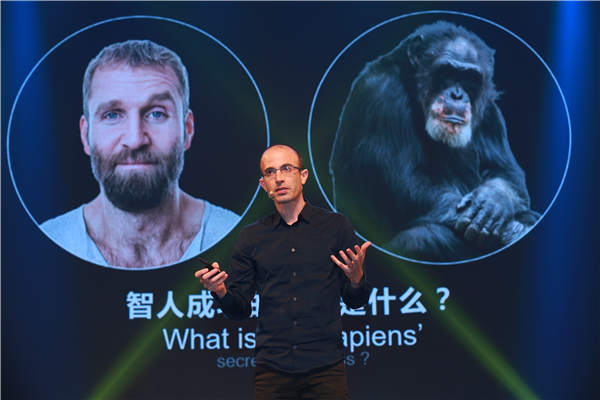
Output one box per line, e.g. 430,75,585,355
254,361,349,400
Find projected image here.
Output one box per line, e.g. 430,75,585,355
309,14,569,264
8,17,269,269
40,39,243,269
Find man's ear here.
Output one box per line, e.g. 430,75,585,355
80,115,91,156
183,110,194,150
259,176,266,192
300,168,309,185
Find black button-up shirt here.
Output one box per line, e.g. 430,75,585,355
214,203,370,373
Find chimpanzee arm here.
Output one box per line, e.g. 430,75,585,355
330,68,426,237
455,104,538,247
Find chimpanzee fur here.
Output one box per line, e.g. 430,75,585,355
329,21,539,262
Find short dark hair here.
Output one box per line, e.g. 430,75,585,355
82,40,190,118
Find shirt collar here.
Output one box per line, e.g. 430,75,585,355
268,201,315,228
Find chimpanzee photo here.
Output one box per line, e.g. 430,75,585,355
329,21,540,262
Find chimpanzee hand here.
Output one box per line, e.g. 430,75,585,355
454,178,517,249
499,220,527,245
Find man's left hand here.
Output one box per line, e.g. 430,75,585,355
330,241,371,287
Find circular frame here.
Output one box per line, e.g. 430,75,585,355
7,15,271,270
307,10,571,265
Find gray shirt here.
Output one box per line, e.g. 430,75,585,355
40,201,240,269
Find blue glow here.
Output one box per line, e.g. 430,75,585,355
522,3,593,398
307,10,571,266
3,3,86,397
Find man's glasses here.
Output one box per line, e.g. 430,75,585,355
263,164,302,178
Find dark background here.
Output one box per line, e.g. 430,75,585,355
2,2,599,399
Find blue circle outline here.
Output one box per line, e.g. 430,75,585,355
6,15,271,270
307,10,571,266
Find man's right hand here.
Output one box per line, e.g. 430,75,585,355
194,262,228,298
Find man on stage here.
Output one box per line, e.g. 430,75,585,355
195,144,371,399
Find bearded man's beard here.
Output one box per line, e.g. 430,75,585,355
90,145,184,213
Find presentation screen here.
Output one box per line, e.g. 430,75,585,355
2,2,598,399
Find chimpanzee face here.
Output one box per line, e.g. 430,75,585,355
415,38,485,148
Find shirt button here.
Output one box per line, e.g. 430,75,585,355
293,320,298,326
292,272,297,277
291,247,296,253
293,296,297,302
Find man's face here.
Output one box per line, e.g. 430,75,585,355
80,64,194,212
259,147,308,204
